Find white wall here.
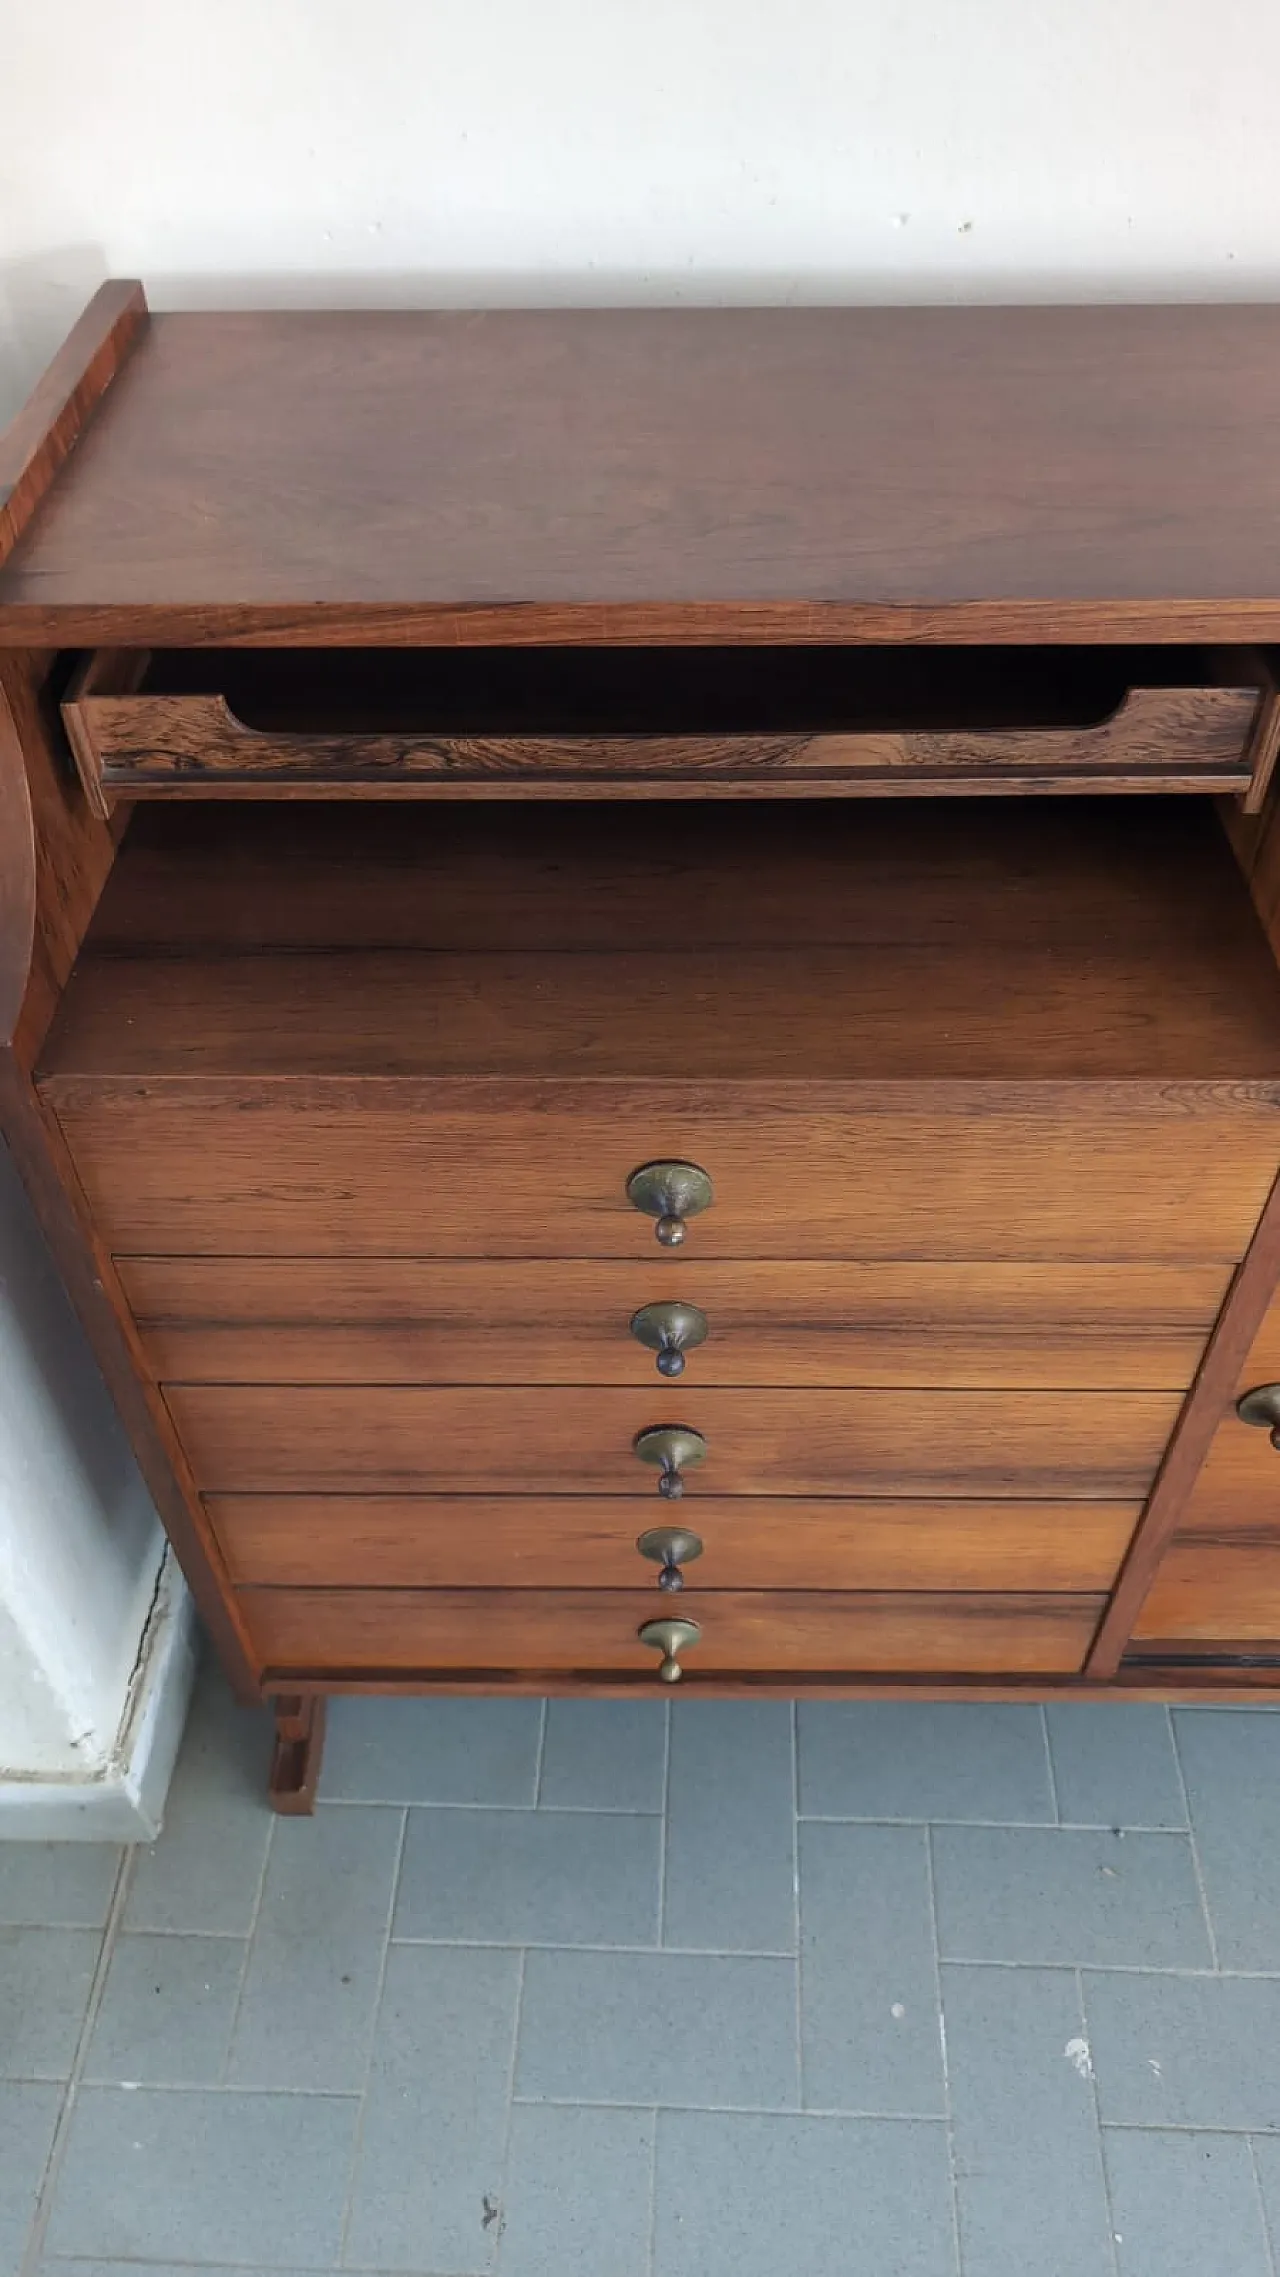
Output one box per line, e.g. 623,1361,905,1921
0,1141,192,1838
4,0,1280,406
0,1148,163,1774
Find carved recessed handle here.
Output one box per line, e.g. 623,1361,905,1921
638,1616,702,1683
626,1160,714,1247
637,1524,704,1592
633,1424,707,1500
629,1300,709,1379
1238,1382,1280,1447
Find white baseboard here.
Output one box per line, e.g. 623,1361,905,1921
0,1551,196,1841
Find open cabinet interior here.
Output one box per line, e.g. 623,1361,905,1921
114,644,1252,731
40,793,1280,1084
22,787,1280,1693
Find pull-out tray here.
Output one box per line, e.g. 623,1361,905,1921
62,643,1278,809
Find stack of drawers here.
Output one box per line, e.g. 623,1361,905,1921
122,1224,1217,1682
35,794,1280,1691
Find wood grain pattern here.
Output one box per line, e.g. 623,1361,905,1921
0,648,258,1695
62,680,1259,802
1100,765,1280,1649
8,288,1280,1711
1231,1297,1280,1385
0,1059,259,1695
119,1256,1227,1391
1088,1161,1280,1674
10,303,1280,643
242,1670,1280,1699
0,665,38,1050
1133,1547,1280,1640
241,1584,1103,1677
1243,677,1280,814
0,281,147,570
236,1660,1280,1699
166,1382,1181,1499
1160,1422,1280,1523
45,793,1280,1082
43,939,1280,1085
88,797,1275,957
47,1093,1280,1262
61,772,1273,807
210,1491,1138,1593
267,1693,326,1814
21,599,1280,651
1098,790,1280,1661
61,649,147,820
0,655,118,1068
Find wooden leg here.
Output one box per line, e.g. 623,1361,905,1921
268,1693,327,1814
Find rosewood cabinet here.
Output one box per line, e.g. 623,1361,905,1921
7,285,1280,1806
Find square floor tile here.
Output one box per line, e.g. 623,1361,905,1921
85,1933,243,2085
0,2081,61,2272
124,1661,273,1937
227,1805,402,2090
540,1700,666,1812
322,1695,541,1804
664,1702,795,1953
45,2085,357,2265
394,1806,660,1946
0,1927,99,2080
1086,1974,1280,2129
1103,2127,1272,2277
799,1821,944,2115
1174,1710,1280,1967
345,1941,519,2273
516,1948,798,2109
0,1841,121,1928
653,2110,954,2277
1046,1706,1186,1830
944,1964,1112,2277
1247,2134,1280,2264
501,2102,653,2277
798,1702,1053,1822
932,1826,1211,1967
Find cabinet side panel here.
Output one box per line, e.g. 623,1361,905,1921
0,652,258,1696
1107,792,1280,1666
0,655,117,1067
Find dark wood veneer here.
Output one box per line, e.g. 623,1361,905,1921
6,287,1280,1800
8,302,1280,644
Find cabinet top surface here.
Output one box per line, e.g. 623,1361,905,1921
7,293,1280,643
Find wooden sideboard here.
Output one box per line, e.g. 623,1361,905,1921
8,284,1280,1807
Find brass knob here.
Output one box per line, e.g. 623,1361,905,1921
633,1424,707,1500
1238,1383,1280,1446
637,1524,704,1592
639,1616,701,1683
626,1160,714,1247
629,1300,709,1379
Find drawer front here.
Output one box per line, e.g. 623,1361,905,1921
1131,1545,1280,1645
121,1256,1228,1391
64,652,1266,806
1135,1286,1280,1645
240,1585,1104,1677
52,1099,1280,1261
210,1493,1138,1593
1134,1293,1280,1648
168,1383,1181,1498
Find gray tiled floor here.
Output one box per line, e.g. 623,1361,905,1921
9,1673,1280,2271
